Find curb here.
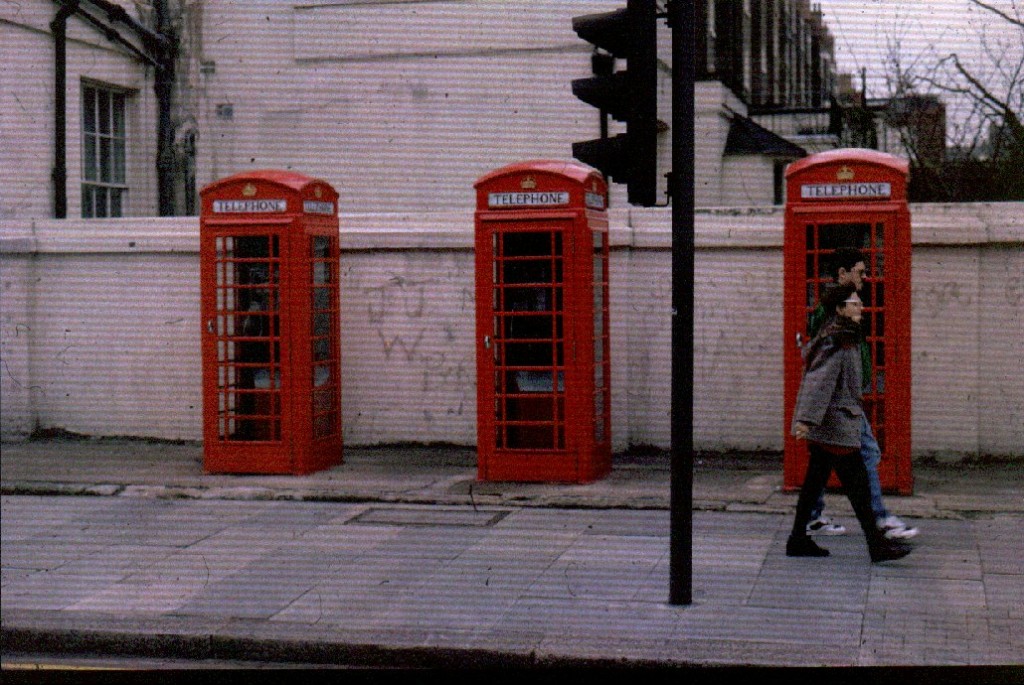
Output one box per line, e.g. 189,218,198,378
0,625,695,670
4,480,1021,518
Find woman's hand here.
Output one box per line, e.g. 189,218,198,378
793,422,811,440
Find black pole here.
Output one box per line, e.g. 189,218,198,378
668,0,695,606
156,63,175,216
154,0,175,216
51,3,77,219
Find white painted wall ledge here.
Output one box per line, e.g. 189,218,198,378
3,203,1019,256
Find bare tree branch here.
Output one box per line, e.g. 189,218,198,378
968,0,1024,29
878,0,1023,200
947,53,1024,141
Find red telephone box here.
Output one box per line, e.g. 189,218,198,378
783,149,913,494
200,170,342,474
474,160,611,483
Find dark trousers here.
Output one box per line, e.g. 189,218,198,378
791,442,879,541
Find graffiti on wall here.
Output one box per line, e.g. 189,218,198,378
344,260,476,441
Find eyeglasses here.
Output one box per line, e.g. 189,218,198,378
843,299,863,306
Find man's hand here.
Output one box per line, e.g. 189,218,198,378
793,422,811,440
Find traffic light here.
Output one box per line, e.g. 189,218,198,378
571,0,658,206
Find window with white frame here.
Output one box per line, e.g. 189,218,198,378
81,83,128,217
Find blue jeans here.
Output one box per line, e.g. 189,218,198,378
809,416,888,522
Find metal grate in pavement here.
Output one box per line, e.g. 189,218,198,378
347,507,511,528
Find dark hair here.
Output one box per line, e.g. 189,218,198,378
829,247,865,279
821,282,858,312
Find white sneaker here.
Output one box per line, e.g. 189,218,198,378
878,515,919,540
806,516,847,535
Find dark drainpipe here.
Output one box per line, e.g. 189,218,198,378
153,0,175,216
51,1,78,218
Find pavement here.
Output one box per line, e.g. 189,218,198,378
1,438,1022,671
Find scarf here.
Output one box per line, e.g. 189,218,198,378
803,316,862,370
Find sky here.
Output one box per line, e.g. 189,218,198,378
816,0,1022,134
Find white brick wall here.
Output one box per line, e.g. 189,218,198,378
191,0,644,211
3,0,831,223
2,203,1021,458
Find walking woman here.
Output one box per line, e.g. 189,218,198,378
788,282,913,563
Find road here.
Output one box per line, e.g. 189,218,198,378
2,651,342,669
2,651,431,673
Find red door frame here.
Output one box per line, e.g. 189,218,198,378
201,218,295,473
298,222,343,474
475,214,580,481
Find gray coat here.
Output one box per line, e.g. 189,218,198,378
792,335,863,449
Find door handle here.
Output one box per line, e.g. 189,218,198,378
483,335,491,349
796,332,803,348
207,319,215,334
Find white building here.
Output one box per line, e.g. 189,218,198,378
2,0,849,221
1,0,172,219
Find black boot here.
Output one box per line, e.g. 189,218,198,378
787,534,830,557
869,534,913,563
